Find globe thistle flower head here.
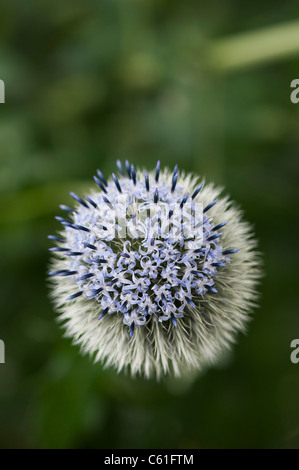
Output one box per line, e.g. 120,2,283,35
49,160,260,379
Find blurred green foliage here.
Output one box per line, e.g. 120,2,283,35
0,0,299,449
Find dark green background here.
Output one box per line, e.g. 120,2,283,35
0,0,299,449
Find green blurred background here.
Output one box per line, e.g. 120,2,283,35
1,0,299,449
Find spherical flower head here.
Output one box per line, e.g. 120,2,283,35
48,160,261,379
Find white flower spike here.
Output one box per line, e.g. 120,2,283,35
48,161,261,379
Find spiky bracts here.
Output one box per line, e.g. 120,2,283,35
48,161,261,379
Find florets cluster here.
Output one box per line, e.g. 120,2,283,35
49,161,260,378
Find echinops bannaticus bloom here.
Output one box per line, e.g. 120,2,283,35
48,161,260,379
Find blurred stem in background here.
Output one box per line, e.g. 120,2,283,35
207,19,299,71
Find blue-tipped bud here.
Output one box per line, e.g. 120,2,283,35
96,169,108,187
155,161,160,183
69,192,89,208
93,176,107,193
203,199,218,213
